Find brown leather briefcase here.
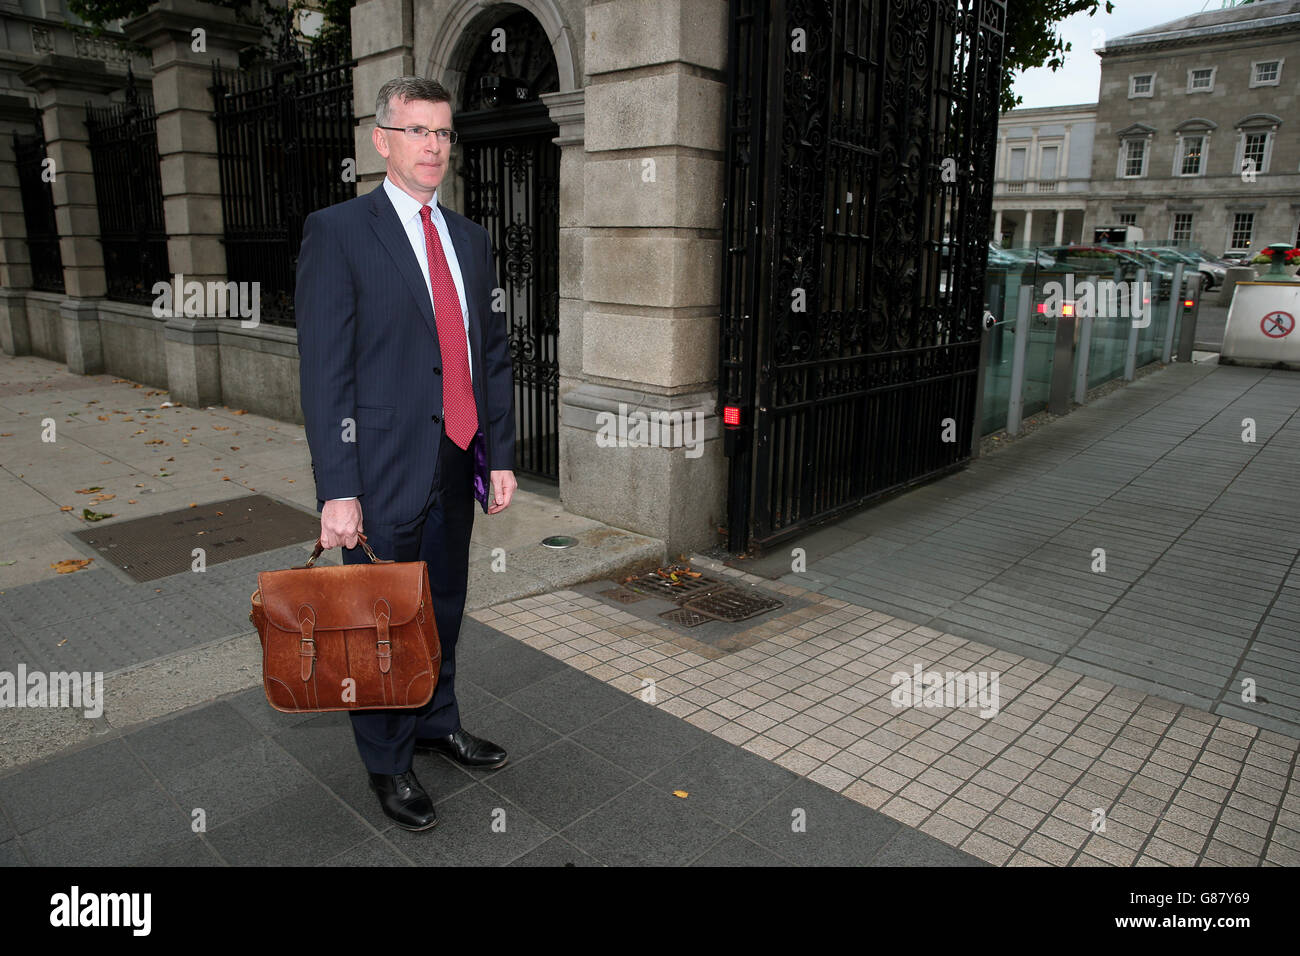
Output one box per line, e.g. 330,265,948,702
249,533,440,713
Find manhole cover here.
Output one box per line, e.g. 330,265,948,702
623,565,728,602
72,494,320,583
599,587,646,604
660,607,711,628
684,586,783,623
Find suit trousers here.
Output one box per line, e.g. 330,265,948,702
341,428,475,774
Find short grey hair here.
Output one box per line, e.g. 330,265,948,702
375,76,452,126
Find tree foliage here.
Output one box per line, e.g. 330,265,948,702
1001,0,1116,113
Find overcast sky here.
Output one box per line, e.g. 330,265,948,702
1010,0,1249,108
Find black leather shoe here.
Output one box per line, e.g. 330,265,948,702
417,728,508,768
368,770,438,831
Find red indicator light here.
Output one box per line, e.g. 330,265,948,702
724,406,741,427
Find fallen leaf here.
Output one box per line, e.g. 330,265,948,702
0,433,12,437
0,560,15,566
181,438,189,444
145,439,165,445
188,502,197,508
132,383,142,388
215,511,223,516
233,409,247,415
133,430,146,435
97,415,109,422
673,790,689,798
56,638,67,647
127,499,137,504
51,558,93,573
90,493,115,504
74,487,103,494
212,425,229,431
59,505,73,512
230,446,239,451
81,508,113,522
165,457,174,462
135,483,144,488
222,476,231,481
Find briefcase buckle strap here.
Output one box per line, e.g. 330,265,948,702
375,599,392,674
299,605,317,682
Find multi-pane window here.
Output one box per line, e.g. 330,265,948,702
1130,73,1154,97
1118,213,1138,227
1179,136,1205,176
1188,68,1215,92
1229,213,1255,252
1252,60,1281,86
1008,147,1027,181
1171,213,1194,244
1040,145,1059,180
1123,139,1147,178
1243,132,1268,173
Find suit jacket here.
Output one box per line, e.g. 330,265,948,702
295,182,516,525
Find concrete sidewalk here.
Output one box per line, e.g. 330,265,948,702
2,352,1298,867
0,353,662,769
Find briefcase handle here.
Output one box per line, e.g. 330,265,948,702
301,532,384,568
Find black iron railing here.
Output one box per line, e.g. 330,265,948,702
12,111,64,293
84,75,170,304
210,47,357,326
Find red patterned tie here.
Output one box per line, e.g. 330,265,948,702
420,205,477,450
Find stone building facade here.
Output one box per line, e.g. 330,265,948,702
991,102,1096,248
1087,0,1300,254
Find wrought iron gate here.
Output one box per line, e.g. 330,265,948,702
458,10,561,480
720,0,1006,552
85,73,169,304
210,46,357,326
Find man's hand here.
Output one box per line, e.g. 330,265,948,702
321,498,363,549
488,470,517,514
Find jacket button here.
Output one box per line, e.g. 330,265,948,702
431,414,441,423
433,366,441,376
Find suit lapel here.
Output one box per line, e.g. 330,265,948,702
366,186,439,343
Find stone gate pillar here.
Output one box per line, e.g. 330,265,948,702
559,0,729,554
124,0,262,406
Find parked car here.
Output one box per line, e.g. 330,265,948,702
1143,247,1225,291
1040,245,1174,293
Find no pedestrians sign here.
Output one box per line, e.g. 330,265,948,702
1261,310,1295,339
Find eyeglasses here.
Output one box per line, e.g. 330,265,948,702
376,125,458,144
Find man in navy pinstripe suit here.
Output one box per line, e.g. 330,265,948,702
295,76,518,832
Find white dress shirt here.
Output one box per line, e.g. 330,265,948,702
330,178,477,503
382,176,473,382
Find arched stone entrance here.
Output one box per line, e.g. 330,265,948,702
441,6,563,480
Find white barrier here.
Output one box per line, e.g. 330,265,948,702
1220,281,1300,369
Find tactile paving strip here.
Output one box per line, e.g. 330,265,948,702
71,494,320,583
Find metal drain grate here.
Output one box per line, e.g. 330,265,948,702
599,587,647,604
684,586,783,623
623,567,728,602
659,607,712,628
72,494,321,583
